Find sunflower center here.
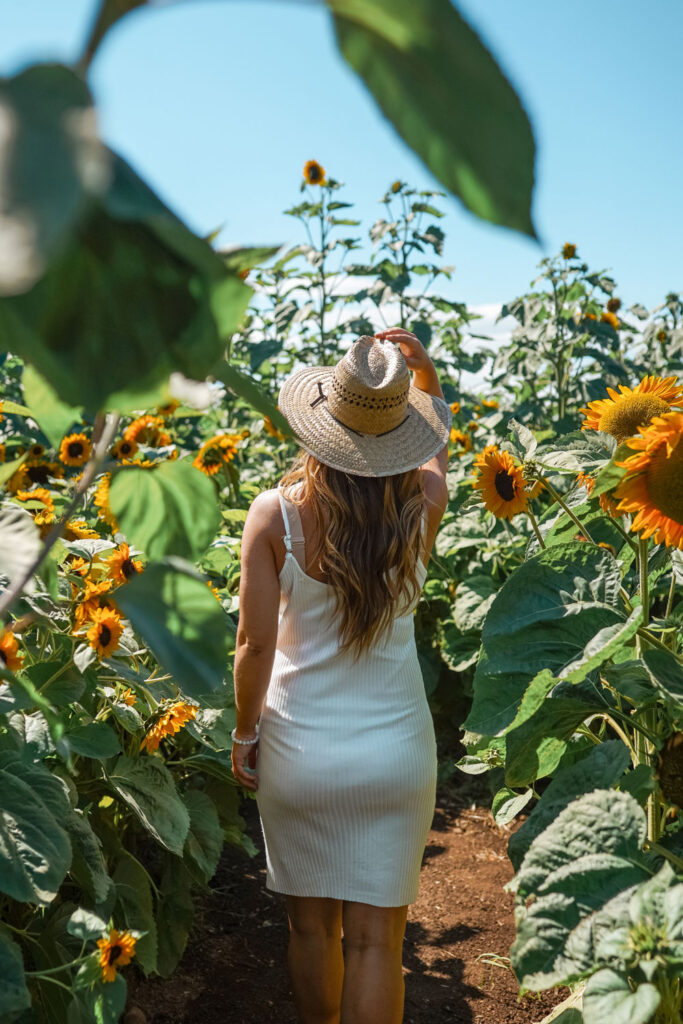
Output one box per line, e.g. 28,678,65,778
495,470,516,501
28,465,49,483
122,558,137,578
644,439,683,523
68,441,84,457
599,394,670,442
99,624,112,646
107,944,122,964
0,650,6,666
121,442,132,455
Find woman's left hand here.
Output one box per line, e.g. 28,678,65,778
231,739,259,791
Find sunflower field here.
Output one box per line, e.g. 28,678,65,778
2,2,683,1022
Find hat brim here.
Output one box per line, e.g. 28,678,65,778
278,367,452,477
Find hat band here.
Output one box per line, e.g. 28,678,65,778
310,381,410,438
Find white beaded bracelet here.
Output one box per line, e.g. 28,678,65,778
231,724,260,745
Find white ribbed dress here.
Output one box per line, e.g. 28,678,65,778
254,486,438,907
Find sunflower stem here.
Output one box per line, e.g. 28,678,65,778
526,507,546,549
664,567,677,621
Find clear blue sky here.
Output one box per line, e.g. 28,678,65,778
2,0,681,312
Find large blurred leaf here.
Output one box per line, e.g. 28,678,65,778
80,1,536,237
20,363,84,448
108,460,221,562
210,359,291,436
0,752,72,904
0,63,109,296
331,0,537,237
0,149,251,416
112,556,236,701
464,543,623,735
582,968,660,1024
104,753,190,855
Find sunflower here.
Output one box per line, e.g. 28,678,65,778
155,399,180,417
120,687,136,707
607,297,621,313
583,312,597,321
472,445,530,520
93,473,120,531
59,432,92,466
110,438,139,461
390,181,402,193
86,607,124,657
657,329,668,343
0,630,24,672
14,487,55,525
303,160,326,186
449,428,471,454
263,415,286,441
612,411,683,549
207,579,223,601
467,420,479,432
140,700,198,754
482,398,499,409
193,434,242,476
575,470,596,495
5,464,31,493
123,415,172,447
599,491,625,519
449,401,460,414
0,441,4,462
601,311,619,330
562,243,577,259
63,518,101,541
106,543,143,584
579,375,683,443
96,928,137,983
25,459,64,485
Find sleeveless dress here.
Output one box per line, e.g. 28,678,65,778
253,485,438,907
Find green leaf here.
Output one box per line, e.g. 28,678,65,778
112,556,236,701
453,575,497,632
582,968,660,1024
643,648,683,705
220,244,281,273
112,853,158,974
330,0,536,237
504,669,556,735
74,972,128,1024
20,363,83,448
155,855,194,977
65,721,121,759
104,754,190,855
505,697,596,787
109,460,221,562
491,786,532,825
210,360,291,436
533,431,613,473
182,789,223,883
561,608,643,684
464,542,621,735
0,753,72,904
508,741,632,870
0,150,251,415
0,63,109,296
66,906,109,942
0,927,30,1018
65,808,115,905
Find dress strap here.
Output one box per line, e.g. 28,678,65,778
277,486,307,569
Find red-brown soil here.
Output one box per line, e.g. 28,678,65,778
125,773,569,1024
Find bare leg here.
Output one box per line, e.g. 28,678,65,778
284,895,344,1024
340,901,408,1024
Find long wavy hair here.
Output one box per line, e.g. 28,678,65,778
279,451,426,660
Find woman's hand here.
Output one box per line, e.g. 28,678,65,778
231,739,259,791
374,328,431,372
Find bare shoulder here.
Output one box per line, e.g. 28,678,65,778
247,488,282,527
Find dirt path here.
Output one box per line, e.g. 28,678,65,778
126,777,569,1023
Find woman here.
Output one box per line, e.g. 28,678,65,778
231,327,451,1024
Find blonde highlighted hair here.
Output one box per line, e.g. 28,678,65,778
279,451,426,660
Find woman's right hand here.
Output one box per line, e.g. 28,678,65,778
374,328,431,372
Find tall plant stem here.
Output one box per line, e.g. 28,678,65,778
526,507,545,549
635,537,661,843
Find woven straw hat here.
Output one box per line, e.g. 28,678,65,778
277,336,452,477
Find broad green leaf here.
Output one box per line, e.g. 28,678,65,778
113,853,158,974
182,789,223,882
643,648,683,705
561,608,643,684
0,752,72,904
465,542,621,735
582,968,660,1024
533,431,613,473
438,622,480,672
220,244,281,273
330,0,536,237
112,556,236,701
0,503,41,595
108,460,221,562
0,63,109,295
504,669,556,735
508,741,632,870
0,150,251,415
65,808,114,905
74,972,128,1024
65,721,121,759
491,786,532,826
105,754,190,855
66,906,109,942
453,575,497,632
155,855,194,977
601,659,656,705
210,360,291,436
0,927,30,1018
505,697,597,787
20,363,83,448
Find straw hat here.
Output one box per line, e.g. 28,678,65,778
277,336,452,477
